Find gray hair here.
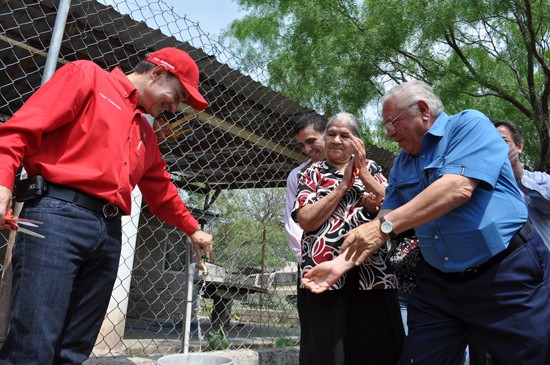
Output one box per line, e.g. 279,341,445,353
325,112,361,138
380,80,445,118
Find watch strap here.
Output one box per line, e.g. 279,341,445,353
379,216,397,239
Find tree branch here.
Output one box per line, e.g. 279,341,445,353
523,0,550,122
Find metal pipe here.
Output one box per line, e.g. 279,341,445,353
183,261,197,354
259,228,266,310
42,0,72,85
183,237,211,353
183,236,193,353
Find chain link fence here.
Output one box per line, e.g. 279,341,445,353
0,0,398,358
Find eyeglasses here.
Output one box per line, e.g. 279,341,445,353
383,101,417,134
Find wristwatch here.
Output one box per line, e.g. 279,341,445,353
379,217,397,239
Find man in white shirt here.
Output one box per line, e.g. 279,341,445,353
285,113,327,263
467,120,550,364
495,120,550,250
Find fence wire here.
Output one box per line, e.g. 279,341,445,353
0,0,399,358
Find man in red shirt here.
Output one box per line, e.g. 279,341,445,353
0,48,212,364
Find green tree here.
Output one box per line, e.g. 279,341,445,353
224,0,550,171
206,188,294,273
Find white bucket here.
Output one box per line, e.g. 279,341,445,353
157,353,234,365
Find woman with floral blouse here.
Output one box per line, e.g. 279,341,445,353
292,112,404,365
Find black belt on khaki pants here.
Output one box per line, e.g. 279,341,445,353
43,184,122,220
434,220,533,281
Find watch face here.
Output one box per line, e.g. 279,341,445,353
381,220,393,234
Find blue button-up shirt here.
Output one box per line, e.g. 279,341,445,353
382,110,528,272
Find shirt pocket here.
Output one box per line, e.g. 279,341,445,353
393,176,422,204
424,156,444,186
128,128,148,186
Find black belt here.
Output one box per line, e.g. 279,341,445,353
434,220,532,281
43,184,122,220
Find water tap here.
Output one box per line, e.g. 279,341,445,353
194,255,208,276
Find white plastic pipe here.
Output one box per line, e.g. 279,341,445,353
95,186,142,353
183,260,197,354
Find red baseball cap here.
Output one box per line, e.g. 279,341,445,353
145,48,209,111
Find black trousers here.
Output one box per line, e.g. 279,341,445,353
298,267,404,365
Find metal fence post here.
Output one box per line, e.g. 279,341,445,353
42,0,72,85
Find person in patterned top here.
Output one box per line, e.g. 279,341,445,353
292,112,404,365
388,232,421,333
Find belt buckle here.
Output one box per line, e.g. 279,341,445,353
461,267,478,277
102,203,119,219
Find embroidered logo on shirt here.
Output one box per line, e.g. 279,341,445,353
137,130,146,151
99,92,122,110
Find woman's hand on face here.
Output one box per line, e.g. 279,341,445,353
350,135,366,171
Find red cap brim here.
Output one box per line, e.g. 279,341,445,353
182,79,209,111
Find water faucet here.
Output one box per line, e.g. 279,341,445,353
194,255,208,276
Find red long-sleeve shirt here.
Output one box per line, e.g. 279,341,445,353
0,60,198,235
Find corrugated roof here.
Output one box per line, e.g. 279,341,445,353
0,0,313,194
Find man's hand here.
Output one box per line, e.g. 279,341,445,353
302,261,346,294
508,145,524,181
0,185,12,229
190,229,213,262
339,220,387,265
361,192,384,214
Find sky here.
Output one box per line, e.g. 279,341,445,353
165,0,248,38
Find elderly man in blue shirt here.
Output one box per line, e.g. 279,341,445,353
302,80,550,365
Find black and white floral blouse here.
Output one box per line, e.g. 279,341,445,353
389,235,421,294
292,158,397,291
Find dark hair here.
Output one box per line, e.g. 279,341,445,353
134,60,176,80
494,120,524,146
293,112,327,136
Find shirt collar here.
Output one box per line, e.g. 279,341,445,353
110,67,139,106
319,158,331,171
399,112,449,163
426,112,448,138
320,158,346,176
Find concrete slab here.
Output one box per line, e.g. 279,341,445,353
85,315,300,364
84,348,299,365
120,316,299,355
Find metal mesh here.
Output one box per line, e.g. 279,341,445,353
0,0,399,358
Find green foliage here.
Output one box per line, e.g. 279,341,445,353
224,0,550,171
206,188,295,272
177,185,295,284
207,326,230,351
275,338,295,347
199,304,213,318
